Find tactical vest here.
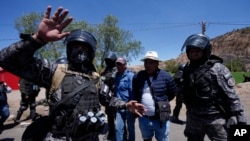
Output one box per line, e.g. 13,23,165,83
99,67,116,106
102,67,116,90
19,79,40,95
183,61,217,106
49,65,104,137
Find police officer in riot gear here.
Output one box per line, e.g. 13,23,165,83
170,64,186,125
46,29,101,141
100,52,117,141
181,34,247,141
55,57,68,64
15,78,40,123
0,6,145,141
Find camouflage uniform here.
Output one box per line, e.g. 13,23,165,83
183,55,247,141
171,64,185,124
15,78,40,122
99,52,117,141
181,34,247,141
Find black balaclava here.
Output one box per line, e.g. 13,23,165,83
67,42,93,73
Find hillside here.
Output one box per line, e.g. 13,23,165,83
176,27,250,70
130,27,250,72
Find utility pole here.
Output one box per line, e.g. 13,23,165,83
201,21,206,35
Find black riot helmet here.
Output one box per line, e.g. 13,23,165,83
178,64,185,71
55,57,68,64
64,29,97,64
105,52,117,67
181,34,212,60
174,64,185,80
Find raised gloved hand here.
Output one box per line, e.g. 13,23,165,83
236,114,247,125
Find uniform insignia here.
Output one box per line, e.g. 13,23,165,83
227,78,235,87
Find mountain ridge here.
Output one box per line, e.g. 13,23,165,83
130,27,250,72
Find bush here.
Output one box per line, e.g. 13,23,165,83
232,72,250,84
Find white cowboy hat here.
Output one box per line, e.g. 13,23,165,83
140,51,162,62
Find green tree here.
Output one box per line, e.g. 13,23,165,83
164,59,178,73
14,13,144,69
96,15,144,69
15,12,64,61
15,12,42,33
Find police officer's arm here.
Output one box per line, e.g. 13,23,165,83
0,6,72,87
213,63,247,124
109,97,146,117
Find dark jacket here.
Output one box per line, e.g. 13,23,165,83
0,35,55,88
133,69,176,102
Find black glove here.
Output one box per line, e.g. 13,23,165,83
225,117,236,129
236,114,247,125
237,122,247,125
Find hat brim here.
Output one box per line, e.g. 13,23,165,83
116,61,126,64
140,57,162,62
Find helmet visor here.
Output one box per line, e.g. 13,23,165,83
181,34,210,52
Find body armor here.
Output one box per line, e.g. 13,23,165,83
183,62,214,106
49,71,102,138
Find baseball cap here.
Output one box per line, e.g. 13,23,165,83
116,57,127,64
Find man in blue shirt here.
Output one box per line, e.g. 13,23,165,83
114,57,135,141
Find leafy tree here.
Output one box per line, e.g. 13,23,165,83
15,12,63,61
14,13,144,69
15,12,42,34
164,59,178,73
96,15,144,69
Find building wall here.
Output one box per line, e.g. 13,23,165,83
0,71,20,90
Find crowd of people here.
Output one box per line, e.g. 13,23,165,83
0,5,247,141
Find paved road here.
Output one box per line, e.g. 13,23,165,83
1,89,189,141
1,84,250,141
0,116,187,141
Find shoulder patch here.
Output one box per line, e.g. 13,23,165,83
227,77,235,87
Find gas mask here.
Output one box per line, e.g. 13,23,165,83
69,46,90,65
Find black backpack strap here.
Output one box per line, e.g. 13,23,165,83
51,78,99,117
57,78,99,106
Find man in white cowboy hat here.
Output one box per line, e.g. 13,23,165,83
141,51,161,61
133,51,177,141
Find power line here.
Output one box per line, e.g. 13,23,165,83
0,22,249,41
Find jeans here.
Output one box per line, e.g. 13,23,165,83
0,104,10,126
139,116,170,141
115,109,135,141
